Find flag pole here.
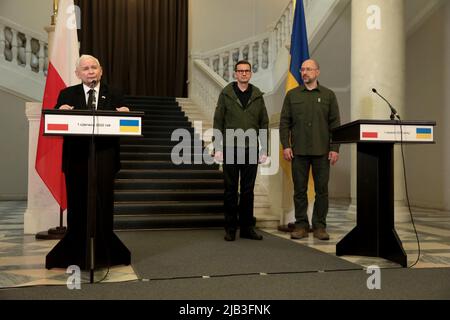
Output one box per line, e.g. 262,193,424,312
35,208,67,240
51,0,58,26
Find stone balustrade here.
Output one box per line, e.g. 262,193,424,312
0,16,48,77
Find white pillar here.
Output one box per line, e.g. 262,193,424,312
24,103,66,234
351,0,408,220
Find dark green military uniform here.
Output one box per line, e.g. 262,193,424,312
213,82,269,232
213,83,269,151
279,84,341,229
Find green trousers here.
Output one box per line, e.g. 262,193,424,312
291,155,330,229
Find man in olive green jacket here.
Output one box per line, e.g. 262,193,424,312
213,60,269,242
279,59,341,241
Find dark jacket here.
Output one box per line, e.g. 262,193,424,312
280,84,341,156
213,82,269,152
54,82,124,173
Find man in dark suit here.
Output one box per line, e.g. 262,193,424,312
46,55,131,270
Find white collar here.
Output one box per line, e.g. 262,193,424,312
83,82,100,94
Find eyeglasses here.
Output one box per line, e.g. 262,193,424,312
300,67,317,72
236,69,251,74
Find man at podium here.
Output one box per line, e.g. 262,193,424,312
46,55,131,270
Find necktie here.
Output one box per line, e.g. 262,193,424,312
87,89,96,109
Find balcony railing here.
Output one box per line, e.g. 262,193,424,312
0,16,48,77
192,0,299,83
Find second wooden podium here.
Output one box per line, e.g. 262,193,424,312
332,119,435,267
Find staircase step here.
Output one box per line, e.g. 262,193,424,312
120,137,203,146
114,189,223,202
142,119,191,126
121,142,205,149
117,169,223,179
115,179,224,190
114,201,224,214
121,160,219,170
120,141,204,154
120,145,185,153
121,145,174,152
137,131,199,139
130,105,182,112
120,152,206,161
142,125,194,132
138,109,186,116
142,114,188,121
125,95,175,101
127,101,179,106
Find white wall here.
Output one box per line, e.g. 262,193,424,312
0,90,28,199
189,0,290,53
0,0,52,38
0,0,50,200
405,0,450,210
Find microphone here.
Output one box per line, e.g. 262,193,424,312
371,88,400,120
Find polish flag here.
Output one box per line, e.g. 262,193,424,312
35,0,80,210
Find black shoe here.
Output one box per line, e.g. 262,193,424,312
240,228,263,240
224,230,236,241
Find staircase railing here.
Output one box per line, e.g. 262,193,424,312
191,59,227,123
0,16,48,99
191,0,296,84
0,16,48,76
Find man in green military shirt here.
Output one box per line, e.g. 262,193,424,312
279,59,341,241
213,60,269,242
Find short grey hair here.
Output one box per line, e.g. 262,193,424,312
76,55,101,69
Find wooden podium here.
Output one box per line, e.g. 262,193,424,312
42,109,143,274
332,119,436,267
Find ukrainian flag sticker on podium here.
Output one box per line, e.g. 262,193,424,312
120,119,140,133
416,128,432,139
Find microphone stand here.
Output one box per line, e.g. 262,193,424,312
86,82,97,284
390,111,396,121
372,88,401,121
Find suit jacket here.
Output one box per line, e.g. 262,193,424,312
54,82,125,173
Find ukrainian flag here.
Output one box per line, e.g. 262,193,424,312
280,0,310,175
120,119,140,133
286,0,310,91
279,0,314,225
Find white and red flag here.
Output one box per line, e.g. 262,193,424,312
35,0,80,209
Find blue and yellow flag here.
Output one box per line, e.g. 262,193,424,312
286,0,310,91
280,0,314,212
